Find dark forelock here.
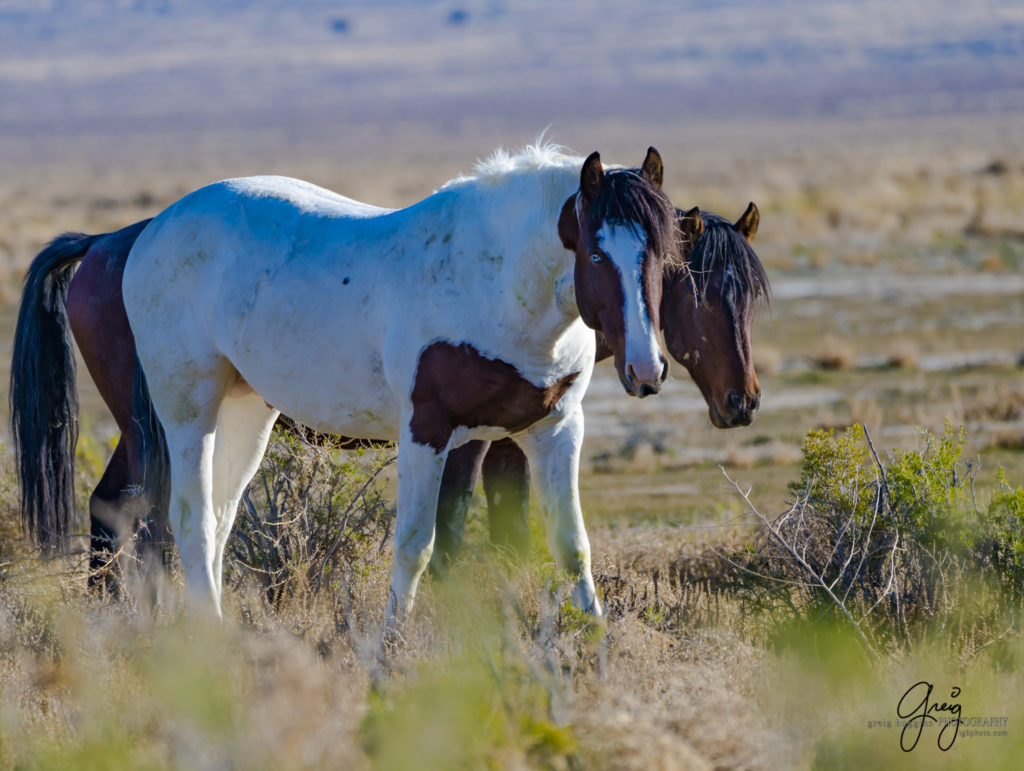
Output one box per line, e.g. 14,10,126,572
584,168,683,269
685,212,770,309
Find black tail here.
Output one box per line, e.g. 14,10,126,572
131,353,171,547
10,233,99,548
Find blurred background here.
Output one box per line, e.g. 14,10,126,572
2,0,1023,148
1,0,1024,519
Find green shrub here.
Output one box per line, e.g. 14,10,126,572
885,423,972,553
974,468,1024,594
787,423,874,521
753,422,1021,652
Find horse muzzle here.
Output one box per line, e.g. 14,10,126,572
711,388,761,427
622,356,668,398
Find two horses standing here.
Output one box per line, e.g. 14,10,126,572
10,143,767,628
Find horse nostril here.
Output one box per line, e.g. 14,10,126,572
624,364,639,395
750,392,761,412
659,357,669,383
725,389,742,413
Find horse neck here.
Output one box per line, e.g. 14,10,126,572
460,165,583,340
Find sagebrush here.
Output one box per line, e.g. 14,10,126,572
745,422,1023,655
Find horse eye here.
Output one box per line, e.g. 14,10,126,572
590,252,603,264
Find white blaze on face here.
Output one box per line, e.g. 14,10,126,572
598,223,663,384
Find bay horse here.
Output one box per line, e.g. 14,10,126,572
11,145,679,621
432,204,769,568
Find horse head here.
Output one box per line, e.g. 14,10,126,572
558,148,678,398
662,203,768,427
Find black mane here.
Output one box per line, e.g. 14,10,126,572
674,211,770,310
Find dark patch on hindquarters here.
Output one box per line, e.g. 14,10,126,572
410,341,578,452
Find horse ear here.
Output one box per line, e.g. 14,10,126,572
679,206,704,242
557,196,578,249
580,151,604,200
735,202,759,242
641,146,663,188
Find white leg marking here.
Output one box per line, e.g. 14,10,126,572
146,358,234,616
517,409,601,615
164,406,222,614
210,385,280,606
386,423,449,624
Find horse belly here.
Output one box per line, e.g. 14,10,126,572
224,295,399,441
227,342,399,441
276,384,400,441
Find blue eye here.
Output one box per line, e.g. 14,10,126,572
590,252,603,264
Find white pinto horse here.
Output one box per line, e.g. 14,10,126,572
121,144,679,622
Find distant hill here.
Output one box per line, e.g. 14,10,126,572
1,0,1022,138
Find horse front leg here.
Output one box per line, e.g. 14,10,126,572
429,439,490,578
516,408,601,616
482,437,531,558
386,426,449,625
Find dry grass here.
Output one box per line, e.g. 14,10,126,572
887,339,921,370
4,429,1024,768
0,579,373,770
810,334,858,371
0,432,787,770
962,381,1024,424
0,529,783,770
752,344,782,376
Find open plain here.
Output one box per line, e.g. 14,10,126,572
2,1,1024,767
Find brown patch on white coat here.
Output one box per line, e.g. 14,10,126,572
410,341,579,452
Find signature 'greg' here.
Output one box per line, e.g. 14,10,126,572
897,681,962,751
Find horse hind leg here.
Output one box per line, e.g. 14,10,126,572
88,428,173,593
209,381,279,607
141,357,238,615
66,228,171,589
156,370,276,615
88,434,175,608
87,438,137,590
88,436,160,593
